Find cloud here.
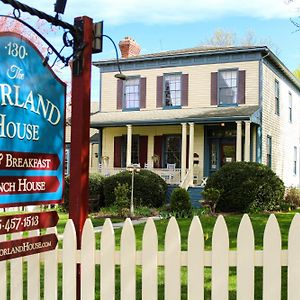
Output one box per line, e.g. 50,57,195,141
3,0,300,25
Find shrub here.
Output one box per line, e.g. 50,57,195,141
114,183,130,217
204,162,285,213
201,188,221,214
284,187,300,209
103,170,167,207
170,187,191,213
62,173,105,212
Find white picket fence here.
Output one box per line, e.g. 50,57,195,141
1,214,300,299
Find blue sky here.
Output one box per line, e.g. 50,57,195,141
1,0,300,100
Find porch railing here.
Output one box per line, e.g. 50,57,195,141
98,166,181,185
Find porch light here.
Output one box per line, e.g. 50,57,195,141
220,122,225,127
126,164,141,217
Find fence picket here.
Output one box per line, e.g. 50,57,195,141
187,216,204,300
263,214,281,300
142,218,158,300
120,218,136,300
237,214,254,300
0,234,6,300
288,213,300,300
100,218,115,300
10,232,23,300
81,219,95,300
44,227,58,300
27,230,40,300
62,220,77,300
212,215,229,300
165,217,181,300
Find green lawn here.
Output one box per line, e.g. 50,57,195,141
94,210,298,300
1,210,298,299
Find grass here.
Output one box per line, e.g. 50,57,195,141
1,209,298,299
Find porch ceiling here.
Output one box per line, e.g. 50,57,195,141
90,105,261,128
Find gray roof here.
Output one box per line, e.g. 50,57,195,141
90,105,261,128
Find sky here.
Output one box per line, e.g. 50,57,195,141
1,0,300,101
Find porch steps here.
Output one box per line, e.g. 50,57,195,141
166,185,203,209
187,186,204,208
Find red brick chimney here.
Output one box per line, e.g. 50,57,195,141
119,36,141,58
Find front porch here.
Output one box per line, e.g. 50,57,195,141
91,105,261,188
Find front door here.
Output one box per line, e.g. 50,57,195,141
208,140,236,176
221,144,236,167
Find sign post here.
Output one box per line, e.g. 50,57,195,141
68,16,93,300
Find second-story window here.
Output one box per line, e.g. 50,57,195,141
275,79,280,115
164,74,181,107
218,69,238,105
289,91,293,123
124,77,140,109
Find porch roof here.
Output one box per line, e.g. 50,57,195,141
90,105,261,128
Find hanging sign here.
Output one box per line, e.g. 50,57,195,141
0,32,66,207
0,233,58,261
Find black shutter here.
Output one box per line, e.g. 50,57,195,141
237,70,246,104
211,72,218,105
156,76,163,107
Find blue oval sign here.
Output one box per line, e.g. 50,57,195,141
0,32,66,207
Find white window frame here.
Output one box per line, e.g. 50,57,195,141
218,69,238,105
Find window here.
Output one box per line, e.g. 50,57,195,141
218,70,238,105
121,135,140,166
267,135,272,168
294,146,297,175
275,80,280,115
164,136,181,167
124,77,140,109
164,74,181,107
289,92,293,123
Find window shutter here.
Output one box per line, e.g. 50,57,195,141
117,79,123,109
237,70,246,104
154,135,163,168
156,76,163,107
140,77,146,109
181,74,189,106
211,72,218,105
114,136,122,167
139,136,148,167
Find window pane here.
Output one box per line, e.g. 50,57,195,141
124,78,140,109
219,70,238,105
165,136,181,167
164,74,181,106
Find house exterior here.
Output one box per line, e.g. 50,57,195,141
65,101,100,176
91,37,300,188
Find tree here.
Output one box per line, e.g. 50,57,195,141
204,29,235,47
201,29,279,54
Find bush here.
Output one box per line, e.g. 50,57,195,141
204,162,285,213
103,170,168,208
201,188,221,214
114,183,131,217
62,173,105,212
284,187,300,209
170,187,191,213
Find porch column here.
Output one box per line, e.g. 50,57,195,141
236,121,242,161
189,123,195,183
126,124,132,166
244,121,251,162
181,123,187,181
